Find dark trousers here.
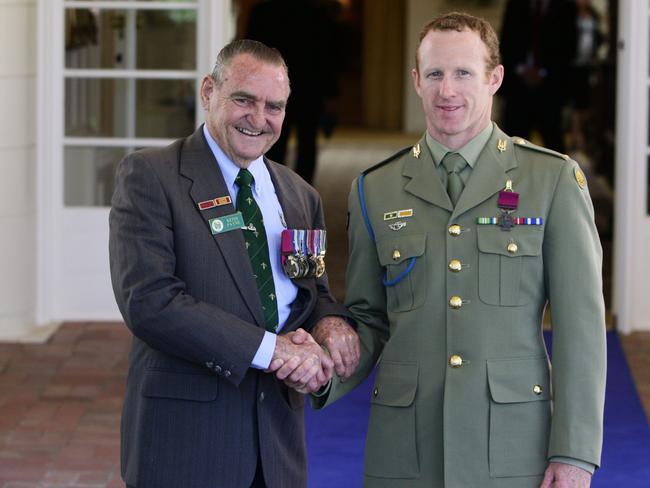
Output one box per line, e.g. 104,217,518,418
127,458,266,488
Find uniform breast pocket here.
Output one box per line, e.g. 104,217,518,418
376,233,426,312
477,227,543,306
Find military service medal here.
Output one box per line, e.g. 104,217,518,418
281,229,327,279
477,180,543,229
497,180,518,231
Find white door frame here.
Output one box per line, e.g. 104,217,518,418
614,0,650,333
36,0,232,324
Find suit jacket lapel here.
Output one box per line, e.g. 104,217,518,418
266,158,308,229
265,159,314,329
402,136,453,211
453,125,518,219
179,127,265,327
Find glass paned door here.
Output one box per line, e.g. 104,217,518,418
40,0,229,322
63,1,200,207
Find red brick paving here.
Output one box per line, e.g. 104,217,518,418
0,323,129,488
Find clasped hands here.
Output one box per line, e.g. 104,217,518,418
266,316,360,394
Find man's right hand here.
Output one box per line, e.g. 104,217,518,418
266,329,334,393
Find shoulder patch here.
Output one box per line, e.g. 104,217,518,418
362,146,412,176
511,137,569,161
574,167,587,189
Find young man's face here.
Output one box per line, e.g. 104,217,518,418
412,28,503,149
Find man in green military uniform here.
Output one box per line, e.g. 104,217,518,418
312,11,606,488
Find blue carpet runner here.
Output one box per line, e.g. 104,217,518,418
305,331,650,487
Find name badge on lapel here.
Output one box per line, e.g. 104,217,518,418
209,212,245,235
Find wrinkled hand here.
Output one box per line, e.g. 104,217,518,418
308,316,360,381
539,462,591,488
267,329,333,393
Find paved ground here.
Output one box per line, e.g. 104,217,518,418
0,323,128,488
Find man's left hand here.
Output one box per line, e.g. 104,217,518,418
309,316,360,381
539,462,591,488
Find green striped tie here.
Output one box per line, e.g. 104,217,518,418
235,169,278,332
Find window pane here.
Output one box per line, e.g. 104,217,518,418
65,78,196,138
64,146,130,206
65,8,197,70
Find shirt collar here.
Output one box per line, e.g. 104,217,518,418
202,124,268,196
426,122,494,169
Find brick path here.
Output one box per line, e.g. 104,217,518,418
0,323,129,488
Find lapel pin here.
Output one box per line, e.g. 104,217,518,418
412,144,421,158
497,139,507,152
198,195,232,211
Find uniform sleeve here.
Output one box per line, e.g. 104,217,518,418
543,160,607,467
312,177,390,408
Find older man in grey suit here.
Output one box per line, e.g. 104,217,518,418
109,39,359,488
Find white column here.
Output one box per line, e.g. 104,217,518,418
0,0,39,340
613,0,650,332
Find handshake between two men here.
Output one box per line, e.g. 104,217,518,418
266,316,360,394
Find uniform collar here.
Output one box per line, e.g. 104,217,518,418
425,122,493,168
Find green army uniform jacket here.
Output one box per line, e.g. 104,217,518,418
315,125,606,487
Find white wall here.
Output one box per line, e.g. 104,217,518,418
0,0,38,340
614,0,650,332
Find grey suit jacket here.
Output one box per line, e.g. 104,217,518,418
109,126,349,488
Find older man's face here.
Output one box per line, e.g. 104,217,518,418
201,53,289,167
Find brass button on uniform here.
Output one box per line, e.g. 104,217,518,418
533,384,543,395
448,259,462,272
449,355,463,368
507,242,518,254
392,249,401,261
448,224,461,236
449,296,463,309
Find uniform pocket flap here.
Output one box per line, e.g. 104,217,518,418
487,357,550,403
142,369,218,402
376,234,426,266
477,227,543,257
371,361,418,407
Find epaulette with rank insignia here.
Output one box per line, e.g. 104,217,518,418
361,146,412,176
511,136,571,161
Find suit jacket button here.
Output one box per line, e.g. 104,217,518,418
214,365,222,374
448,224,461,236
507,242,518,254
449,296,463,309
533,384,543,395
449,355,463,368
224,370,231,378
205,361,214,369
448,259,462,272
373,387,379,397
259,392,265,402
